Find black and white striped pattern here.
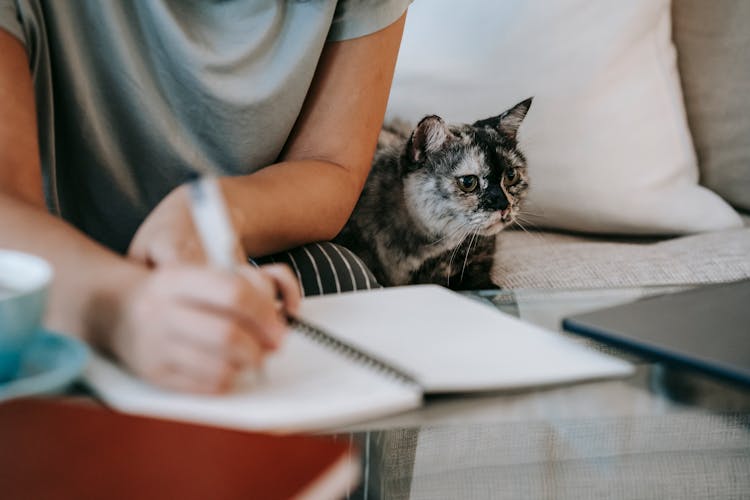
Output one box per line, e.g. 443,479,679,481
253,242,381,297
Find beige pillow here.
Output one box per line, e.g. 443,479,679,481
387,0,743,234
673,0,750,212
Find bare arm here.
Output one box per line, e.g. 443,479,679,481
238,13,407,253
0,29,138,340
0,30,297,393
129,14,406,263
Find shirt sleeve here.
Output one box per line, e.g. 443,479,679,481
0,0,25,45
327,0,412,42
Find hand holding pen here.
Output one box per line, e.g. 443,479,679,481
104,177,301,394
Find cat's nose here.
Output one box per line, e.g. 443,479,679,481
486,189,509,210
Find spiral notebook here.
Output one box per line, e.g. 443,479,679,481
85,285,634,432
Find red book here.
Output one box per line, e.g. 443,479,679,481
0,398,359,500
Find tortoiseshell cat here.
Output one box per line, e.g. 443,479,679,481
335,98,532,289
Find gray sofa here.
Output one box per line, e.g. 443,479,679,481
491,0,750,290
492,220,750,289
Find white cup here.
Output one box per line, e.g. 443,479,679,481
0,250,53,382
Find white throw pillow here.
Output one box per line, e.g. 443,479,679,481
387,0,742,234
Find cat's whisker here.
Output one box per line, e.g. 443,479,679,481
513,215,537,227
514,218,542,233
512,219,533,236
446,227,472,286
511,219,545,242
458,232,475,282
459,227,480,283
515,215,544,224
429,224,467,246
515,210,546,218
515,225,540,236
447,229,470,271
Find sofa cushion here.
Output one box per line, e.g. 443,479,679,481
492,227,750,289
386,0,742,235
673,0,750,212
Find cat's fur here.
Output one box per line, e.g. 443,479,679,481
335,98,532,289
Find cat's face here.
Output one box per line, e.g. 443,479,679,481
402,98,532,242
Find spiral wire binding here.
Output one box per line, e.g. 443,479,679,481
288,317,421,390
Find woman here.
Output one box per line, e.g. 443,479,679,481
0,1,408,393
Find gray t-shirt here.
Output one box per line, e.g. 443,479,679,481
0,0,410,252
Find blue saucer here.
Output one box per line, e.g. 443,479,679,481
0,330,89,401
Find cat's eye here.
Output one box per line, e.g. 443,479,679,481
506,169,517,181
456,175,479,193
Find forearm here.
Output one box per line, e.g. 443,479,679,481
0,194,145,345
222,159,364,257
224,16,405,258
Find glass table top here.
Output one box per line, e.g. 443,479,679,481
339,286,750,500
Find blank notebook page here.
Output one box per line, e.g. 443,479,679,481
86,332,421,433
297,285,634,392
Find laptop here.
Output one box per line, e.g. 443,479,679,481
563,279,750,387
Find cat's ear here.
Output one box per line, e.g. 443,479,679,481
407,115,450,164
473,97,533,141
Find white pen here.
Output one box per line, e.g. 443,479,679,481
187,176,264,386
187,177,239,271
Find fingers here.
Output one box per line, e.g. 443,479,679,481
138,308,267,394
138,306,267,394
164,342,241,392
151,365,232,395
114,263,302,396
164,303,265,367
257,264,302,315
166,267,287,348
